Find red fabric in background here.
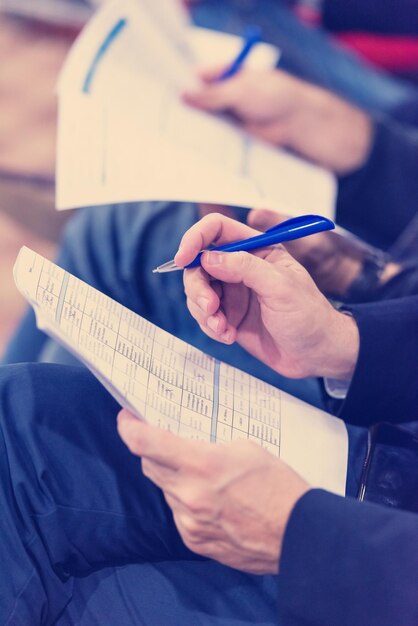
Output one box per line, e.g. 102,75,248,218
337,33,418,72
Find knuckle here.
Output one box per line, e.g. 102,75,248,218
198,321,214,338
182,533,202,552
271,244,297,266
264,249,285,268
180,515,201,538
236,251,251,267
187,496,210,516
176,518,209,550
201,212,224,233
200,212,217,228
178,487,208,515
273,243,286,254
186,539,216,559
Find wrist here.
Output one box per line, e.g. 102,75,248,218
334,108,373,175
272,463,311,573
311,310,359,380
294,85,373,174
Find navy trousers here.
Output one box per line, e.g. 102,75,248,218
0,362,281,625
0,361,364,625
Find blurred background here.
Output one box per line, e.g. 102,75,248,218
1,0,418,354
0,1,90,352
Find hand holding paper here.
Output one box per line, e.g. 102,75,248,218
118,409,310,574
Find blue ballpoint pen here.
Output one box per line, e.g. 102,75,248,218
218,26,262,81
152,214,335,273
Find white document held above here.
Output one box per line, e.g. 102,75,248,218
14,246,348,495
57,0,336,218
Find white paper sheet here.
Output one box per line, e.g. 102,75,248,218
14,246,348,495
57,0,336,217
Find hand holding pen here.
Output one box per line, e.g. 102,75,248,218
183,25,264,106
169,212,358,381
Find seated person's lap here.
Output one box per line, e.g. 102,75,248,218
0,361,364,625
0,362,277,625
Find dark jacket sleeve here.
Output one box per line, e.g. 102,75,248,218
279,489,418,626
337,296,418,426
322,0,418,35
336,119,418,249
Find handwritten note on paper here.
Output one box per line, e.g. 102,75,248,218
57,0,336,217
14,247,348,494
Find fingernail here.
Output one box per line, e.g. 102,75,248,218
197,296,210,312
220,330,231,342
205,251,224,266
207,315,220,333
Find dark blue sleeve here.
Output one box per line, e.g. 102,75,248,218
279,489,418,626
338,296,418,426
322,0,418,35
336,119,418,249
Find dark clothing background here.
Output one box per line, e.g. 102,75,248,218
278,295,418,626
322,0,418,36
337,118,418,249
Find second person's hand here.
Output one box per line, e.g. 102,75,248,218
183,68,372,175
